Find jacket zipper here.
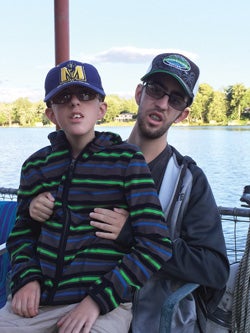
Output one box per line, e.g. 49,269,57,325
47,158,76,303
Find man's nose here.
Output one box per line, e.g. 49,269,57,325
155,93,170,108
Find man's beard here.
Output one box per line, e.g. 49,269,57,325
137,112,171,139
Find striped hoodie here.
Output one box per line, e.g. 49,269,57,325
7,130,172,314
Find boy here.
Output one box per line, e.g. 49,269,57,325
0,60,172,333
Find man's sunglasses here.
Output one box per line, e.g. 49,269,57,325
49,88,103,106
144,81,189,111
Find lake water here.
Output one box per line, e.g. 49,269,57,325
1,125,249,207
0,125,250,262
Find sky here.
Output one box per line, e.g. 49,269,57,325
0,0,250,103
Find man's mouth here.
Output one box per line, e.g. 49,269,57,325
149,112,162,122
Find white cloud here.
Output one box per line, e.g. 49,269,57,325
0,47,200,102
80,46,199,64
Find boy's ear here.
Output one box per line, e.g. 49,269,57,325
97,101,108,120
45,108,57,125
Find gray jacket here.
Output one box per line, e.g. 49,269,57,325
126,147,229,333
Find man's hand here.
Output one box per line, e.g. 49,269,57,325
89,208,129,240
29,192,55,222
11,281,41,318
57,295,100,333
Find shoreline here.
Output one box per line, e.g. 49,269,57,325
1,122,250,128
1,118,250,129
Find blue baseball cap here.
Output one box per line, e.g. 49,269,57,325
44,60,106,102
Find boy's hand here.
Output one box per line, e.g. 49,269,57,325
29,192,55,222
11,281,41,318
90,207,129,240
57,295,100,333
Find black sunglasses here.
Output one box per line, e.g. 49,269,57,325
50,88,102,106
144,81,189,111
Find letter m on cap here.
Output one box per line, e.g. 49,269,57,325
60,65,86,83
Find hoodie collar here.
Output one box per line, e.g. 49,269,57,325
48,130,123,154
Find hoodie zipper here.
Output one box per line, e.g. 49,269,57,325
47,158,76,303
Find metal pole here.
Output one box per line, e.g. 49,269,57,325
54,0,70,65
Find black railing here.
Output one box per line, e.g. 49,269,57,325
218,206,250,263
0,187,18,201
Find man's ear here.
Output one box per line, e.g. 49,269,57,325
45,108,57,125
174,108,190,123
135,84,143,105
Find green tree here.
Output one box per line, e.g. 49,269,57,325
207,91,227,124
121,97,137,115
32,100,51,125
104,95,123,122
241,88,250,110
225,84,246,120
0,103,13,126
1,85,250,127
12,98,33,126
190,84,213,123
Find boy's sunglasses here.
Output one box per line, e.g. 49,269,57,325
144,81,189,111
49,88,102,106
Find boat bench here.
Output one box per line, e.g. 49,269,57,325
0,201,17,308
0,199,198,332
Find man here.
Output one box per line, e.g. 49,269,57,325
30,53,230,332
90,53,230,332
0,60,172,333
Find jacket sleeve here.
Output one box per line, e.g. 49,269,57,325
7,161,43,296
7,202,43,295
162,165,230,289
115,217,134,249
87,151,172,314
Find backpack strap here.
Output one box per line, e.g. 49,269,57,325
158,155,180,215
159,154,193,240
131,154,195,333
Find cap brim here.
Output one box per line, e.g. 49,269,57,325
141,70,194,101
44,81,105,102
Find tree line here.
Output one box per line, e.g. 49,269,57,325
0,83,250,127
